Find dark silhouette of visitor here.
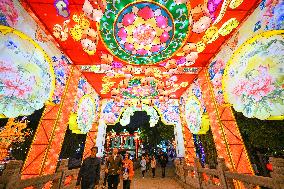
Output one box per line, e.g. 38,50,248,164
105,148,123,189
160,155,168,178
145,154,150,172
76,146,101,189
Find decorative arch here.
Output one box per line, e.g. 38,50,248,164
120,104,159,127
95,99,185,157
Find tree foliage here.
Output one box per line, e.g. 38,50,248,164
139,119,175,148
234,111,284,157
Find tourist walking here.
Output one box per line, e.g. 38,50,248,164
140,156,147,178
122,152,134,189
105,148,123,189
160,155,168,178
145,154,150,172
150,155,157,178
102,155,109,188
76,146,101,189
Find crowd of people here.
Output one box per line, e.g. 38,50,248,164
76,147,170,189
140,153,168,179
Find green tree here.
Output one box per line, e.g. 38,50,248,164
139,119,175,152
234,111,284,157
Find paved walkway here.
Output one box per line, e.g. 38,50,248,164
122,163,184,189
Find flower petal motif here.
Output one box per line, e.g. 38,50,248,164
137,48,148,55
118,28,128,40
160,31,170,43
151,45,161,52
125,42,134,51
156,16,168,29
122,13,136,26
137,6,154,20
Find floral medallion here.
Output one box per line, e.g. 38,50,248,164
100,0,190,65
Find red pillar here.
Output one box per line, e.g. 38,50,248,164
83,121,99,159
180,114,196,165
199,68,254,175
21,66,81,178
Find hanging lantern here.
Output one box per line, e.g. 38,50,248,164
68,112,80,133
198,113,210,134
114,96,121,102
191,4,212,34
159,96,165,102
111,88,119,97
53,20,70,41
0,114,6,119
80,28,98,55
174,0,188,5
83,0,106,22
101,53,114,65
182,43,197,54
185,51,198,62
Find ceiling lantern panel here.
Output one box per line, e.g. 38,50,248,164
100,0,190,65
20,0,260,98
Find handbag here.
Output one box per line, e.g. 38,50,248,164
123,168,129,180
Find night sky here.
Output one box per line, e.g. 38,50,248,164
107,111,151,134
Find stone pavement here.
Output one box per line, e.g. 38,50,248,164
119,163,184,189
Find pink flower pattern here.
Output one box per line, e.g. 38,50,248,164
232,66,275,102
0,61,33,98
209,59,225,105
0,0,19,26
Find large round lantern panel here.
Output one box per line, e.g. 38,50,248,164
0,26,55,118
185,95,202,134
76,95,96,134
223,30,284,120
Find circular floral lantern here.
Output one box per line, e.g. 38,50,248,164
0,26,55,118
76,95,96,134
185,95,202,134
223,30,284,120
100,0,190,65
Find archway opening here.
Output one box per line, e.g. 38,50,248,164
106,111,175,159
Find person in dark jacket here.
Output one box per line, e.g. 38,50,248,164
76,146,101,189
160,155,168,178
105,148,122,189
